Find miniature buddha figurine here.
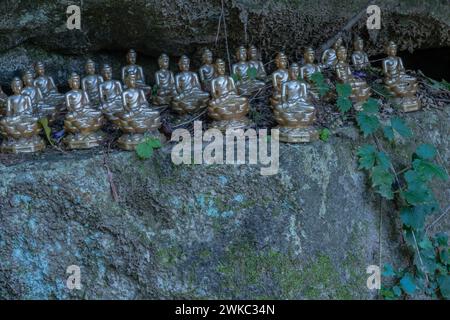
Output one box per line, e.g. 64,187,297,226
321,37,343,68
121,49,151,96
351,36,370,70
208,59,251,131
171,55,210,115
0,78,45,153
33,61,65,109
21,70,55,121
382,41,420,112
247,45,267,81
0,86,7,115
273,64,318,143
335,46,371,111
63,73,105,149
113,74,161,150
232,46,265,96
300,47,322,99
199,48,215,93
153,53,176,106
82,59,104,107
270,52,289,107
99,64,123,121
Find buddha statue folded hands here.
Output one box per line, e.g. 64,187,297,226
335,46,371,111
113,74,161,151
321,37,343,69
153,53,177,106
122,49,151,97
99,64,124,121
382,41,420,112
208,59,251,131
33,61,65,110
270,52,289,107
299,47,322,100
232,46,265,96
82,59,104,107
199,48,215,93
247,45,267,81
171,55,210,115
273,64,319,143
21,70,56,121
63,73,105,149
0,77,45,153
351,36,370,71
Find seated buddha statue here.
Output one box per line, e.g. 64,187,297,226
99,64,124,121
335,46,371,111
171,55,210,115
113,74,161,150
208,59,251,131
0,77,45,153
273,64,318,143
247,45,267,81
63,73,105,149
121,49,151,97
199,48,215,93
33,61,65,110
232,46,265,96
351,36,370,71
300,47,322,99
153,53,176,106
382,41,420,112
82,59,104,107
21,70,56,121
321,37,343,69
270,52,289,107
0,86,7,115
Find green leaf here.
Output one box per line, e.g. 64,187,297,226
136,141,153,159
391,116,412,138
438,275,450,299
400,207,426,229
152,84,159,96
357,144,377,170
362,98,379,114
381,287,396,300
382,263,396,277
336,83,352,98
337,96,352,113
356,113,380,137
400,274,416,295
413,159,448,181
371,165,394,199
382,125,395,142
148,138,162,149
319,128,331,142
376,151,392,170
310,72,330,97
231,73,241,82
435,233,449,247
415,144,437,160
418,238,433,250
38,117,54,146
247,67,257,80
393,286,402,297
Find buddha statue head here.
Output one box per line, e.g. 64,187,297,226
336,46,348,62
353,36,364,51
158,53,170,70
125,73,137,89
68,73,81,90
11,77,23,95
288,63,300,81
85,59,96,75
202,48,213,65
275,52,288,69
127,49,137,65
214,58,226,76
236,46,247,62
248,45,259,60
333,37,343,50
303,47,315,64
386,41,397,57
34,61,46,76
22,70,35,87
102,64,113,81
178,55,190,72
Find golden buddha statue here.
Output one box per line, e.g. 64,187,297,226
382,41,420,112
33,61,65,109
208,59,250,131
232,46,265,96
171,55,210,115
335,46,371,111
270,52,289,107
82,59,104,106
247,45,267,81
199,48,215,93
99,64,124,121
299,47,322,99
63,73,105,149
121,49,151,97
21,70,56,121
153,53,176,106
273,64,318,143
113,74,161,150
321,37,343,68
351,36,370,70
0,77,45,153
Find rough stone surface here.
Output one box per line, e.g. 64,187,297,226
0,0,449,87
0,107,448,299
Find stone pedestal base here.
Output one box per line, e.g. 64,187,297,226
1,136,45,153
117,131,162,151
64,131,105,149
275,126,319,143
392,96,421,113
208,117,252,132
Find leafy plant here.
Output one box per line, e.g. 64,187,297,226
232,73,242,82
38,117,54,146
336,83,353,113
136,136,162,159
319,128,331,142
152,84,159,96
310,72,330,97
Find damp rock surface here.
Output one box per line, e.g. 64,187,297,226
0,107,448,299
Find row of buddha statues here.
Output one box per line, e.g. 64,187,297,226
0,38,421,153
